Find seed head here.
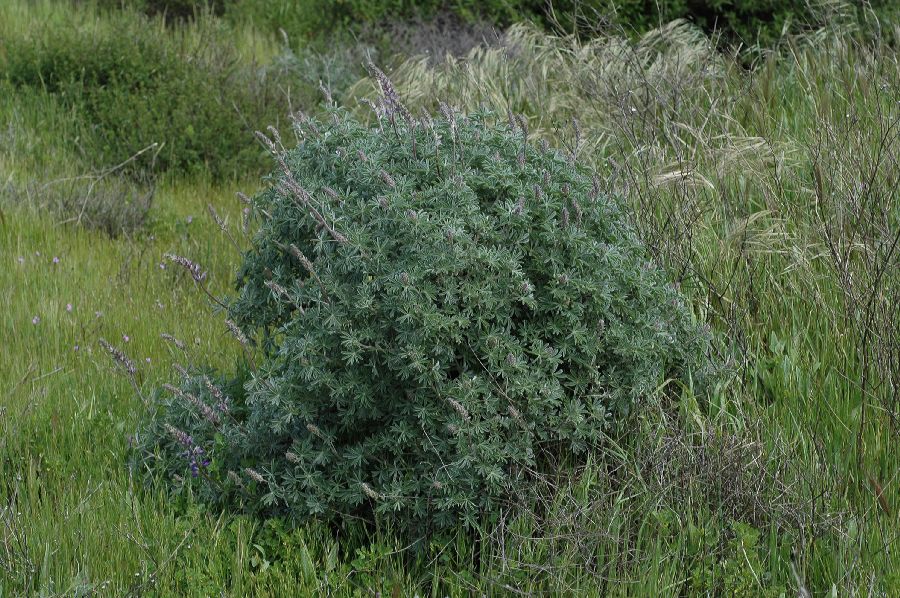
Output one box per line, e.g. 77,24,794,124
164,423,193,448
515,195,525,215
204,377,225,406
173,363,189,379
319,80,333,104
508,404,525,426
254,130,278,155
379,169,396,189
361,482,381,500
245,468,266,484
225,319,249,346
207,204,227,233
571,200,583,223
99,338,136,375
515,113,529,138
161,333,186,351
439,101,454,124
446,398,470,421
285,451,301,464
288,244,315,277
366,62,411,124
264,279,291,302
163,253,206,283
266,125,283,150
164,383,220,425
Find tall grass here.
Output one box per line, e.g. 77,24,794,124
349,12,900,592
1,0,898,595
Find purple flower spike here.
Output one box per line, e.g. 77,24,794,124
165,423,194,448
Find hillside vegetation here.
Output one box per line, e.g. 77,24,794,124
1,0,898,595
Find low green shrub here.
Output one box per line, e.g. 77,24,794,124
2,9,284,179
227,0,897,49
0,176,154,237
136,84,714,536
96,0,228,21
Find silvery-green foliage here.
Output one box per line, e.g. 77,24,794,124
139,100,715,534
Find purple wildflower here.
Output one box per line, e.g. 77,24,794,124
164,253,207,283
52,256,60,264
98,338,137,375
32,316,40,325
164,423,193,447
165,424,207,476
66,303,73,312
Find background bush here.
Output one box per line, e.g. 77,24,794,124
198,0,898,48
0,175,154,237
2,8,284,179
137,97,715,535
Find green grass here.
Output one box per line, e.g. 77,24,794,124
2,0,899,595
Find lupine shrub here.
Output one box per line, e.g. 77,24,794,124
137,78,715,535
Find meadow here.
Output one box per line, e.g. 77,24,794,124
1,1,898,595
